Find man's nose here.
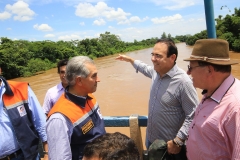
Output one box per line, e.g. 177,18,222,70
96,76,100,82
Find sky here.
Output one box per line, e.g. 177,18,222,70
0,0,238,42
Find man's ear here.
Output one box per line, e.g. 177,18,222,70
171,54,177,62
76,76,82,85
208,65,213,73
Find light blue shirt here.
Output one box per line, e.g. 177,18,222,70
46,113,73,159
0,78,47,157
133,61,199,142
42,83,64,114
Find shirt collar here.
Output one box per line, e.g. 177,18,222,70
210,75,235,103
164,64,177,78
57,82,65,91
0,76,13,96
64,86,93,108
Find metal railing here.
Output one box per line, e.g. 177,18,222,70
104,115,148,160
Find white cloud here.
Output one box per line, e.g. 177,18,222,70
150,0,200,10
75,2,130,22
188,18,195,22
0,11,11,20
33,24,53,31
108,18,206,42
58,34,81,41
93,19,106,25
151,14,182,24
79,22,85,26
44,34,55,38
5,1,35,21
7,28,12,30
118,16,148,25
197,18,204,22
103,8,130,21
142,16,149,21
165,1,195,10
129,16,141,23
75,2,99,18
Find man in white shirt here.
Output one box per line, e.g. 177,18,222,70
42,59,68,115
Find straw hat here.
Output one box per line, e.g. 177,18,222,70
184,39,239,65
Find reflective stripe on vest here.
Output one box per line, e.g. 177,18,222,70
2,81,39,159
48,93,97,125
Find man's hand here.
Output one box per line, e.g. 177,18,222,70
42,141,48,160
43,154,48,160
167,140,181,154
116,54,134,64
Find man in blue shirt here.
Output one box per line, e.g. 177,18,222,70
116,39,198,159
0,67,48,160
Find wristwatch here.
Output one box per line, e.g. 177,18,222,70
43,151,48,155
173,138,184,147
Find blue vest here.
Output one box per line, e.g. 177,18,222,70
48,91,106,160
2,77,39,159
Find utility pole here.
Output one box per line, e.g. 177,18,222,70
204,0,217,38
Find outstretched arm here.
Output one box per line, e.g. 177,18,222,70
116,54,135,65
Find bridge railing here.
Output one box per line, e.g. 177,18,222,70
104,115,148,160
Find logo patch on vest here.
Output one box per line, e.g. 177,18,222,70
17,105,27,117
81,119,94,134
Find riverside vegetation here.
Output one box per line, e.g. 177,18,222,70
1,7,239,79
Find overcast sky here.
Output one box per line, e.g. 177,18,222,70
0,0,238,42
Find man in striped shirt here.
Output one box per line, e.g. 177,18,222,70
184,39,240,160
116,38,199,159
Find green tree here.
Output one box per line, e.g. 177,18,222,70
161,32,167,39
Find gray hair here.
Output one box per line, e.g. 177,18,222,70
66,56,94,86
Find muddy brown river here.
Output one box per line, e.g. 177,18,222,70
12,43,240,148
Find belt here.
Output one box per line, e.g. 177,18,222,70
0,150,22,160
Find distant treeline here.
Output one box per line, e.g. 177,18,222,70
0,32,163,79
184,7,240,52
1,7,239,79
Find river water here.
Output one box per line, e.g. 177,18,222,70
12,42,240,146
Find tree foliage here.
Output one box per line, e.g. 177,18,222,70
185,7,240,51
0,32,158,79
2,6,239,79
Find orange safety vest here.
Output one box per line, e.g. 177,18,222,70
2,80,39,159
48,93,96,124
47,92,106,160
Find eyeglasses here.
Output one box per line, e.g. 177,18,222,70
187,65,201,72
151,53,161,59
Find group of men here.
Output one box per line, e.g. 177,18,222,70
0,38,239,160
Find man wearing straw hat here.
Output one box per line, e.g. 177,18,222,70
184,39,240,159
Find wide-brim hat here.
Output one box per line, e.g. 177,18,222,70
184,39,239,65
